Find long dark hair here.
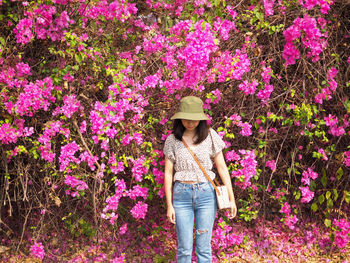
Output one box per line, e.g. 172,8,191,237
173,119,210,145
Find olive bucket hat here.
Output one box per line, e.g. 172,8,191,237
170,96,209,120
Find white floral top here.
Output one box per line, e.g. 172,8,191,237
163,128,226,182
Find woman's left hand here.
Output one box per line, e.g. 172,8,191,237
228,201,237,219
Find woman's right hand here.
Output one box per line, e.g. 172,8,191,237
167,205,176,224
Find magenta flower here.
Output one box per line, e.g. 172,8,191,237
280,202,291,214
344,151,350,167
119,223,128,235
301,167,318,186
263,0,275,16
238,122,252,136
299,186,314,203
284,214,299,230
130,201,148,219
14,18,33,44
112,253,126,263
265,160,276,171
59,141,80,172
238,80,258,95
30,242,45,260
61,94,81,118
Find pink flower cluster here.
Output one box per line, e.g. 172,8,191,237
299,186,314,203
238,80,258,95
130,201,148,219
263,0,275,16
89,83,148,140
227,149,257,189
261,64,272,84
38,121,70,162
59,141,80,172
229,114,253,137
315,67,338,104
131,156,149,182
65,175,88,197
213,17,236,41
208,49,251,83
79,0,137,22
333,218,350,248
14,5,74,44
121,132,144,146
108,155,125,175
111,253,126,263
126,185,148,200
298,167,318,204
257,84,274,104
13,18,33,44
54,94,82,118
178,20,218,88
298,0,334,14
301,167,318,186
101,179,127,224
280,202,299,230
30,241,45,260
212,218,244,251
79,151,98,171
344,151,350,167
283,14,327,65
265,160,276,171
152,167,165,197
324,113,345,137
4,77,58,117
0,119,33,145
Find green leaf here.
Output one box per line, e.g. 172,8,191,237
344,190,350,204
333,189,339,201
318,194,325,204
336,167,343,180
75,53,83,64
311,202,318,212
0,37,5,46
324,218,331,228
295,191,301,200
321,174,327,188
325,191,331,200
327,198,333,208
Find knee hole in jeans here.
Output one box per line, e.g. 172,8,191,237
196,229,208,235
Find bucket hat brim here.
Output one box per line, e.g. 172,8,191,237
170,112,209,120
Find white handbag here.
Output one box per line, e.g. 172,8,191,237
182,139,231,210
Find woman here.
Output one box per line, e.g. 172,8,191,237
163,96,237,263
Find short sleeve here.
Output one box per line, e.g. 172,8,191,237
210,129,225,157
163,134,176,163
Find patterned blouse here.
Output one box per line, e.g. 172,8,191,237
163,128,226,182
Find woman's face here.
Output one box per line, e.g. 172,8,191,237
181,119,200,132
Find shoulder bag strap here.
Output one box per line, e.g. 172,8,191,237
209,129,221,186
182,138,221,195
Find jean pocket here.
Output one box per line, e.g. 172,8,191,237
199,183,213,193
173,182,185,195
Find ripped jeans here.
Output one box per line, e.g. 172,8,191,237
173,181,217,263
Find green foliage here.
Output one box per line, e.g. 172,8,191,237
62,213,97,239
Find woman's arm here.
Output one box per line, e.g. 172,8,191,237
214,151,237,218
164,156,176,224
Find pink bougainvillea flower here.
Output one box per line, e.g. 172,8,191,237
301,167,318,185
30,241,45,260
344,151,350,167
130,201,148,219
299,186,314,203
263,0,275,16
265,160,276,171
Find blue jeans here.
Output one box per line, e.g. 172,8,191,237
173,181,217,263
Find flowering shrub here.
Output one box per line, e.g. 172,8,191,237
0,0,349,260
